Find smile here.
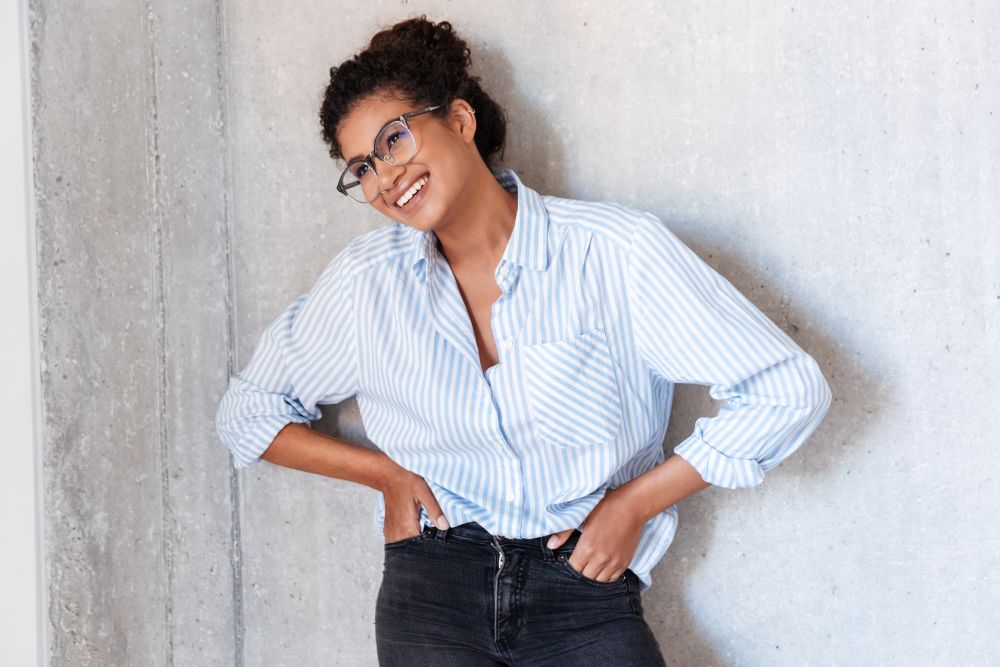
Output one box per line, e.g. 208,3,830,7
394,173,430,210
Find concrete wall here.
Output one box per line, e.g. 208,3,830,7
31,1,998,665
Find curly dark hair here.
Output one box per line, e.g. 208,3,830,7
319,16,507,169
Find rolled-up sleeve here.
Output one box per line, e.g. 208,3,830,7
626,212,832,488
215,249,360,470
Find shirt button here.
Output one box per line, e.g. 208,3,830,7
501,339,513,350
506,488,516,501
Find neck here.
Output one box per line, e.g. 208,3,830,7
432,163,518,272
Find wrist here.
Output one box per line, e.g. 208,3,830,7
610,455,714,523
372,451,402,492
609,479,657,524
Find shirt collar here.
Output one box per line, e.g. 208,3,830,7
408,167,550,285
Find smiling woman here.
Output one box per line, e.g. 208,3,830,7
318,16,671,665
318,18,513,244
216,12,830,667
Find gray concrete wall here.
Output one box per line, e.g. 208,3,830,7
31,1,999,665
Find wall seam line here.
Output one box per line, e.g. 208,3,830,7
213,0,245,665
142,3,174,666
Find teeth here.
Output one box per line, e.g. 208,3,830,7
395,175,428,207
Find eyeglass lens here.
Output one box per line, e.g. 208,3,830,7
341,120,418,203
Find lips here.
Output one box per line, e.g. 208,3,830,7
392,172,430,212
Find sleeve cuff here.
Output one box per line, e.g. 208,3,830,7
673,434,766,489
229,415,311,470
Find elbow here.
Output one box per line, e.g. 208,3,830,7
803,354,833,424
213,375,319,471
214,397,229,443
774,355,832,461
214,387,260,471
215,396,243,470
753,356,832,477
214,398,306,471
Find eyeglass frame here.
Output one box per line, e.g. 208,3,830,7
336,104,443,202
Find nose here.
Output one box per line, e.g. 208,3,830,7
375,158,406,200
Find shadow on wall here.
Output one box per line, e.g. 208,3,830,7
653,239,865,661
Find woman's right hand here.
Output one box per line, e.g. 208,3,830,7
380,461,450,544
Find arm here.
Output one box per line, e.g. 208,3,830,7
214,246,365,472
621,212,833,507
214,268,359,471
259,422,393,490
612,453,711,522
212,250,449,535
553,212,832,581
262,423,449,536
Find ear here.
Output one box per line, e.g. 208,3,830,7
448,98,477,145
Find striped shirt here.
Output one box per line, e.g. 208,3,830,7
215,167,832,593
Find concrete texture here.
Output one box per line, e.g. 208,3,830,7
31,1,999,665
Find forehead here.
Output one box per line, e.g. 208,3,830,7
337,93,417,163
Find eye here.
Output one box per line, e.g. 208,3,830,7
385,130,404,149
351,161,371,179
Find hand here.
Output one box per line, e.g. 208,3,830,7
380,462,450,544
546,486,646,582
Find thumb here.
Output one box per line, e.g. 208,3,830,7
546,528,575,550
417,486,450,531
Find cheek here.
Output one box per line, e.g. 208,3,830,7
420,133,465,174
425,152,463,194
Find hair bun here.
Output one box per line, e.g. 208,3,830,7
368,17,471,73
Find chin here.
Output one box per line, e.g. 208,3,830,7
396,200,444,230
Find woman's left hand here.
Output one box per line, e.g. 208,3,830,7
546,486,647,582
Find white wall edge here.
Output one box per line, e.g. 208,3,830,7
0,0,47,664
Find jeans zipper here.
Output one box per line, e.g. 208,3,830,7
490,541,505,643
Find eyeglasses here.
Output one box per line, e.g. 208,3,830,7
336,105,442,204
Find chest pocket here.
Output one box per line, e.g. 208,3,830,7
521,326,623,447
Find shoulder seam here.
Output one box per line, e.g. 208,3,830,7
322,226,414,284
542,194,654,253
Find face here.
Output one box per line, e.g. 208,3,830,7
335,92,478,232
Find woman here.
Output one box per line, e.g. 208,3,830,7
216,16,832,666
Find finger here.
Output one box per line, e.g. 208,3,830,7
593,563,622,582
546,528,575,549
416,484,450,530
578,557,618,583
568,553,600,580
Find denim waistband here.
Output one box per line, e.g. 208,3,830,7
424,520,583,554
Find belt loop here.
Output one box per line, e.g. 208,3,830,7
434,523,449,541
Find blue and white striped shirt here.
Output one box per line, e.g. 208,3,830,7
215,167,832,593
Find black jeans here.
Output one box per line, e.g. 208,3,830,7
375,521,667,666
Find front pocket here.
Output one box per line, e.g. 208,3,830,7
383,529,430,550
556,554,628,586
521,326,623,447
